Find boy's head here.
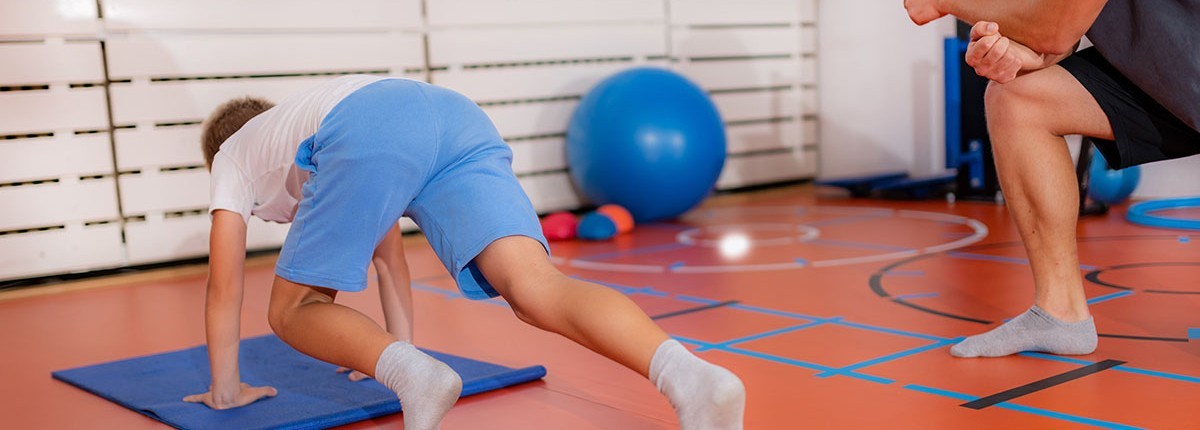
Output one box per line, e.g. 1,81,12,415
201,97,275,169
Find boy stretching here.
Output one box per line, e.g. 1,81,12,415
185,75,745,430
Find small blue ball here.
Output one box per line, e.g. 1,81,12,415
1088,151,1140,204
577,212,618,241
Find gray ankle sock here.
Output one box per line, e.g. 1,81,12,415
374,342,462,430
950,306,1098,358
649,339,746,430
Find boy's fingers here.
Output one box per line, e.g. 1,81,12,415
254,385,278,397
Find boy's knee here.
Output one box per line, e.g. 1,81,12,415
267,295,291,335
266,279,333,335
497,272,564,328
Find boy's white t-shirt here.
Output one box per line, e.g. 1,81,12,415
208,75,390,224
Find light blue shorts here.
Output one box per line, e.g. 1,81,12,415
275,79,549,299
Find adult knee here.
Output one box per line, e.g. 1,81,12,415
984,74,1064,148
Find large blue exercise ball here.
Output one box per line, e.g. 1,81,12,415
1088,150,1140,204
566,68,726,223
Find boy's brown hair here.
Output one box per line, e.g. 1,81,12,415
200,97,275,169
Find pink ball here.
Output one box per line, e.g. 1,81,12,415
541,212,578,241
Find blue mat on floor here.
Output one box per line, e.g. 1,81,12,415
52,335,546,430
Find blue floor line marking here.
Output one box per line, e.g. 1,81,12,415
1113,366,1200,384
698,320,835,351
819,340,955,377
578,242,692,262
1086,290,1135,305
831,320,952,342
903,384,1143,429
947,252,1098,271
1180,236,1191,243
1189,328,1200,339
723,346,895,385
1019,352,1092,365
809,238,917,252
946,252,1031,265
574,276,1200,393
893,292,939,300
728,303,825,321
668,261,686,270
1020,352,1200,384
675,294,721,305
621,286,670,297
674,335,893,384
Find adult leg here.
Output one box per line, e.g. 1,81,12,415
950,65,1111,357
474,236,745,429
267,276,460,430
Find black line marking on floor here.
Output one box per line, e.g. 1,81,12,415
1099,333,1190,343
1142,290,1200,295
651,301,739,320
1085,262,1200,294
960,359,1125,410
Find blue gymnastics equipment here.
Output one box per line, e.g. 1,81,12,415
1127,197,1200,231
53,335,546,430
566,67,726,223
1087,151,1140,205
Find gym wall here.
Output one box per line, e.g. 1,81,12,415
0,0,818,281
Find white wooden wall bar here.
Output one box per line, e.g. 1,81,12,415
670,0,818,190
1,0,820,280
0,1,122,279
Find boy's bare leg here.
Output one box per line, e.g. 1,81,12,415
474,236,745,429
341,225,415,381
268,277,460,430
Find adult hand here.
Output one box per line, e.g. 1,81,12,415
184,382,278,410
966,21,1045,83
904,0,947,25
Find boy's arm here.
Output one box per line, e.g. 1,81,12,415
905,0,1106,55
373,224,414,342
183,210,277,409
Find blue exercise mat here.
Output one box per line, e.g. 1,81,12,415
52,335,546,430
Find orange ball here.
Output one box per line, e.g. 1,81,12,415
596,204,635,234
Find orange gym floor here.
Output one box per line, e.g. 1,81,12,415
2,184,1198,429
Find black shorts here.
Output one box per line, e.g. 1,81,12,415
1059,48,1200,169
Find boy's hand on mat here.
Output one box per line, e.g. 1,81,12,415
966,22,1044,84
183,383,278,410
336,367,371,382
904,0,946,25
